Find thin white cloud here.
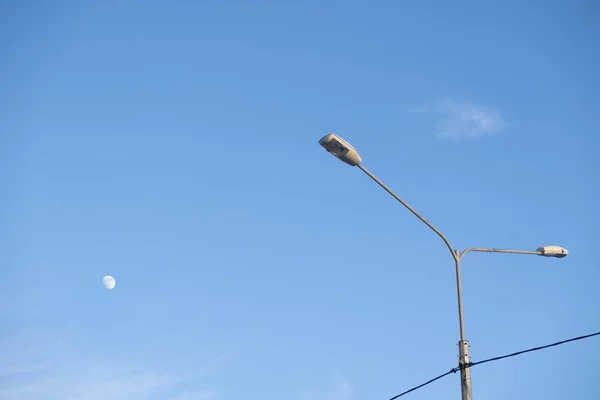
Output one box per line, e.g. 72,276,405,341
334,371,354,400
409,98,505,140
169,389,217,400
296,370,354,400
0,329,223,400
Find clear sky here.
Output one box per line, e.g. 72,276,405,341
1,1,599,399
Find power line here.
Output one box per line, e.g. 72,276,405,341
468,330,600,368
387,330,600,400
387,369,458,400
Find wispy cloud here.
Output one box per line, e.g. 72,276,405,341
408,98,505,140
169,389,217,400
0,329,223,400
333,371,354,400
297,370,354,400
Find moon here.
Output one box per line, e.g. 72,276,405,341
103,275,116,290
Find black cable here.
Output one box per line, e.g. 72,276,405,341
387,368,458,400
468,330,600,368
387,330,600,400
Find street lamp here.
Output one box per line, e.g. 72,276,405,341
318,133,569,400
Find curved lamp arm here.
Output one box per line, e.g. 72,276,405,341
357,164,458,260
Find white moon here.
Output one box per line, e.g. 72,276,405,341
103,276,116,290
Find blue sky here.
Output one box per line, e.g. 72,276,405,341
1,1,599,399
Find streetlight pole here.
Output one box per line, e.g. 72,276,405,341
359,163,473,400
318,133,568,400
453,254,471,400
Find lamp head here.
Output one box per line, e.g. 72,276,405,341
318,133,362,166
537,245,569,258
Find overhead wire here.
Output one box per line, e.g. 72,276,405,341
387,369,458,400
387,330,600,400
468,330,600,368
